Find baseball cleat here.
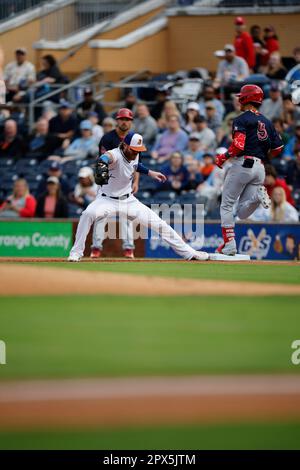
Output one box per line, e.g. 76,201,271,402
123,249,134,259
90,247,102,258
257,185,271,209
190,251,210,261
216,239,237,256
68,253,81,262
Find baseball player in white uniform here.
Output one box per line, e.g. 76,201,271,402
68,132,209,261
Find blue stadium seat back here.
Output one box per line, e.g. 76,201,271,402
0,158,14,168
68,203,83,218
68,176,78,190
28,181,39,192
293,189,300,211
63,161,81,177
2,173,19,183
138,178,157,191
14,159,39,175
154,190,177,201
38,160,53,174
1,180,14,192
178,192,197,204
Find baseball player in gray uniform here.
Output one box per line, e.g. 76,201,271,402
214,84,284,256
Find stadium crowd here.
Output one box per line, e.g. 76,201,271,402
0,16,300,223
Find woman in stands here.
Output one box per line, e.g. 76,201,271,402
35,176,68,218
0,178,36,218
270,186,298,223
266,52,287,81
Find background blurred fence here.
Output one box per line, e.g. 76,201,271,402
0,0,45,21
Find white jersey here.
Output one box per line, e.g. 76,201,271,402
96,146,139,198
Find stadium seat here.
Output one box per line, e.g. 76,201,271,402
151,191,178,204
0,158,14,169
14,159,39,176
68,203,83,218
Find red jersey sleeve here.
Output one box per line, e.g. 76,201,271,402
19,195,37,218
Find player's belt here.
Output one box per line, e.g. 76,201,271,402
243,156,262,163
101,193,131,200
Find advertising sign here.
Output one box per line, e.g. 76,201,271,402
0,221,72,258
145,222,300,260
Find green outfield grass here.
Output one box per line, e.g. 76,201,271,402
0,294,299,379
33,261,300,285
1,422,300,450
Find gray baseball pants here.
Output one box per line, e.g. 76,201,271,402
220,157,265,227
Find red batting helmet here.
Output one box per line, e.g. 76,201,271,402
235,16,245,25
116,108,133,120
236,84,264,105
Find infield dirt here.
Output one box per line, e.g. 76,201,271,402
0,263,300,296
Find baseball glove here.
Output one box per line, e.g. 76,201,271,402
94,160,110,186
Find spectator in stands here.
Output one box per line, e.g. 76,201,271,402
185,159,203,191
35,161,70,198
102,117,116,134
197,153,224,212
260,82,283,121
285,46,300,82
270,186,298,222
123,91,137,114
4,48,36,103
263,26,280,62
35,176,68,218
234,16,255,70
48,100,77,149
150,89,169,121
183,102,200,134
282,96,300,133
272,118,290,147
0,119,24,159
264,164,295,206
213,44,249,89
205,101,222,136
151,115,189,162
286,146,300,195
71,166,97,209
27,118,58,159
61,120,98,162
266,52,287,81
198,86,225,122
183,133,204,162
158,100,181,130
0,178,36,218
218,95,241,144
283,121,300,160
87,111,103,145
194,116,216,154
36,54,66,93
199,153,215,181
158,152,189,193
133,103,158,148
250,24,268,72
76,87,106,124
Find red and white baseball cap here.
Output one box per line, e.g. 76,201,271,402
116,108,134,120
124,132,147,152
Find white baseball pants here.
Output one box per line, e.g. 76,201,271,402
70,195,197,259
